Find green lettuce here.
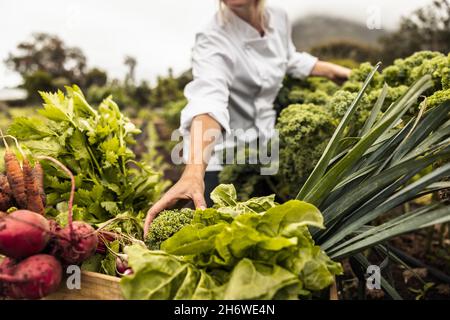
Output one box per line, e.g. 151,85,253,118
121,185,342,300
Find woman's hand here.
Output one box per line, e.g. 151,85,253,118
143,112,221,237
311,61,352,81
143,165,206,237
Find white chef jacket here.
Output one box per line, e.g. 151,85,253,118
179,6,318,171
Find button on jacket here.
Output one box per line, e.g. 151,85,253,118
180,6,318,171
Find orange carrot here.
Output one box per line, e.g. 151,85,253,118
23,159,45,216
4,150,27,209
0,174,13,211
32,162,46,206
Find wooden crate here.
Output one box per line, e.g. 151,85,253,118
45,271,123,300
0,256,123,300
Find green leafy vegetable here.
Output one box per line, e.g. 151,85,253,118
9,85,167,235
122,185,342,300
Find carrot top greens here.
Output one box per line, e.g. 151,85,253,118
8,85,167,237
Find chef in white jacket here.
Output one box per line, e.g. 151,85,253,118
144,0,350,234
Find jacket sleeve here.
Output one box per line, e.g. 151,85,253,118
283,11,318,79
180,32,235,136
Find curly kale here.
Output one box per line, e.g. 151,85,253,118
145,208,194,250
274,76,338,114
226,51,450,200
277,104,336,197
427,89,450,108
347,62,384,89
382,51,449,91
365,85,409,111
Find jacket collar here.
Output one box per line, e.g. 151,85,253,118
221,6,274,41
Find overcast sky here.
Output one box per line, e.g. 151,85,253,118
0,0,432,89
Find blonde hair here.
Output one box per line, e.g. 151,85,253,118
219,0,266,28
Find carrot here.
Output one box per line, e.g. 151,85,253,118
23,159,45,216
4,150,27,209
0,193,11,212
0,174,13,211
32,162,46,206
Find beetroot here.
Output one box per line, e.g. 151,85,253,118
0,210,50,259
38,156,98,265
116,255,129,274
0,257,15,275
55,221,98,265
0,254,62,299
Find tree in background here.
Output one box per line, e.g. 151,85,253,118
380,0,450,64
124,55,137,87
149,68,186,108
84,67,108,88
133,81,152,106
6,33,86,83
5,32,110,102
22,70,54,102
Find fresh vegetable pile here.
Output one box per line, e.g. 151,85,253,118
1,52,449,300
124,64,450,300
122,184,342,300
0,147,98,299
8,85,167,237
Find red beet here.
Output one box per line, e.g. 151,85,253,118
0,257,15,275
0,254,62,299
116,255,128,274
55,221,98,265
0,210,50,259
37,156,98,265
123,268,133,276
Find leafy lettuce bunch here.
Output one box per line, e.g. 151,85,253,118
121,185,342,300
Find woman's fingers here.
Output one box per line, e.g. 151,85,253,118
143,175,205,237
143,195,178,237
192,192,207,210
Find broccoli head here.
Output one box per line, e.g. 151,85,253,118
145,208,194,250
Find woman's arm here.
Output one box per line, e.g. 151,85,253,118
310,60,351,81
282,8,351,81
143,114,221,236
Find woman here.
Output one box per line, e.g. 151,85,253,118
144,0,350,235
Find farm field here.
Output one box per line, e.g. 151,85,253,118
0,0,449,302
